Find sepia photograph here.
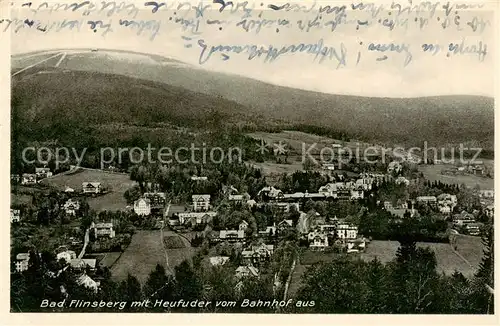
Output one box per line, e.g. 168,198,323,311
5,0,496,317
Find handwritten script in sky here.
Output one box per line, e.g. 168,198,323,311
3,0,495,97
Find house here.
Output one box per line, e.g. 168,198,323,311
452,211,476,230
229,193,250,204
318,183,338,197
417,196,437,204
355,178,374,191
308,231,329,250
246,199,257,208
437,194,457,214
177,211,217,226
57,250,77,263
65,186,75,193
282,192,326,201
395,176,410,186
258,225,277,237
209,256,230,266
82,182,101,194
21,173,37,185
479,190,494,199
229,194,244,202
35,167,53,179
485,205,494,218
439,205,452,214
70,258,97,271
11,174,20,183
319,224,337,234
63,199,80,216
360,172,386,183
192,194,210,212
70,259,87,270
168,215,180,226
384,200,416,218
191,176,208,181
347,239,367,253
15,253,30,272
235,265,259,278
239,220,249,231
143,192,166,209
270,202,300,214
257,186,284,201
76,274,100,293
277,219,293,233
336,187,352,200
134,198,151,216
336,224,358,240
468,165,485,175
219,229,245,242
465,223,481,236
387,161,402,174
242,244,274,264
350,189,364,200
322,163,336,171
389,207,417,219
92,222,116,238
10,209,20,223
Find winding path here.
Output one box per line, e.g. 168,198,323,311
77,228,90,259
160,203,172,273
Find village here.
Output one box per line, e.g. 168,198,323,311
10,152,494,301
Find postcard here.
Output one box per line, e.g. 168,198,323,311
3,0,497,323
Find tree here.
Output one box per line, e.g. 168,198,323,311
470,224,494,313
205,265,237,312
174,260,203,304
124,185,142,205
302,157,315,171
143,264,176,311
118,274,143,310
388,239,439,313
130,165,148,192
295,256,370,313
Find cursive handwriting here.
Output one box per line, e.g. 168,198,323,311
5,0,493,69
197,38,347,67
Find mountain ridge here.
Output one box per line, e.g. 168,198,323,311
11,49,494,149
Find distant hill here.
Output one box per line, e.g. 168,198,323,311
11,68,259,143
11,49,494,149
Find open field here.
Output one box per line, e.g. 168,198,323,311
111,229,196,284
289,237,484,297
247,131,379,157
360,240,483,278
11,193,32,206
111,230,166,284
162,229,197,274
247,160,360,179
164,236,187,249
98,252,122,269
247,161,304,176
40,168,135,211
454,234,485,269
418,164,493,189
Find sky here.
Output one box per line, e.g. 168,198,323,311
8,0,496,98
